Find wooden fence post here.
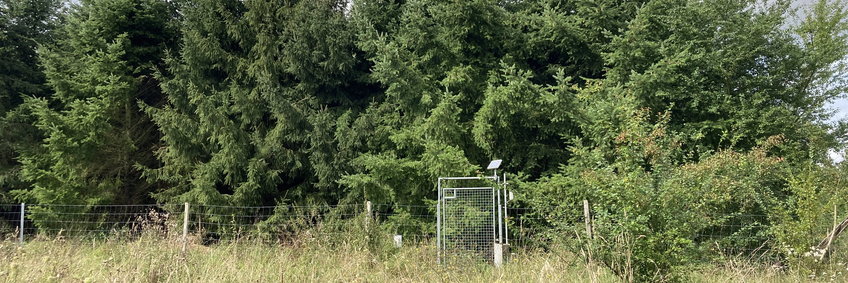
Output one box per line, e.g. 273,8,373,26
182,202,189,254
366,201,372,219
583,199,593,239
365,201,372,225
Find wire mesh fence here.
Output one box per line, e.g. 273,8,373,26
502,206,789,261
0,201,832,263
372,203,435,243
190,203,365,243
0,202,436,244
22,204,182,240
0,204,22,240
506,206,577,248
693,213,775,257
440,188,496,262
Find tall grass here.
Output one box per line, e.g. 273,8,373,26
0,213,845,282
0,234,843,282
0,235,619,282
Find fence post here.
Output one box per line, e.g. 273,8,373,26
19,203,24,244
366,201,372,218
583,200,593,239
182,202,189,254
437,178,441,264
364,201,372,246
583,199,597,279
365,201,372,229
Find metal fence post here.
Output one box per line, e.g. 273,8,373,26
182,202,189,253
504,173,509,246
436,178,441,264
19,203,24,244
497,187,503,244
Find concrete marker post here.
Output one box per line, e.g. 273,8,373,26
494,243,504,268
394,234,402,248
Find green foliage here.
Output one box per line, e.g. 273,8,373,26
473,64,577,176
771,163,848,269
1,0,847,279
341,0,510,210
0,0,58,109
144,0,369,206
525,105,789,280
518,0,848,279
605,0,846,161
13,0,177,206
0,0,60,202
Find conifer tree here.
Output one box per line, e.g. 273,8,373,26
145,0,368,206
341,0,649,207
0,0,60,201
15,0,177,205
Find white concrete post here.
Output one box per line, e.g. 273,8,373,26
393,234,403,248
494,243,504,267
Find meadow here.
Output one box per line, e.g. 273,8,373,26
0,232,842,282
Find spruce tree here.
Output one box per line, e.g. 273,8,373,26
145,0,367,206
15,0,177,205
341,0,649,207
0,0,60,202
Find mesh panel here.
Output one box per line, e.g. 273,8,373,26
441,187,494,262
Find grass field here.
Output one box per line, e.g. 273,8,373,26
1,233,841,282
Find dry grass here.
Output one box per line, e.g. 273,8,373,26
0,235,617,282
0,235,840,282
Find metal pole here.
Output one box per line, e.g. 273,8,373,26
439,176,496,180
497,186,502,244
495,171,503,244
492,187,496,242
504,173,509,246
19,203,24,244
436,178,441,264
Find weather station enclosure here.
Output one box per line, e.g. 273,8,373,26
437,160,511,266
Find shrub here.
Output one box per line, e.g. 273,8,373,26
770,164,848,271
523,109,789,281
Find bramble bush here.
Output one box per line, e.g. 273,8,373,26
522,105,790,281
523,106,847,281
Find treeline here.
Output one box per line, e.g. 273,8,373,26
2,0,848,279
